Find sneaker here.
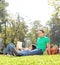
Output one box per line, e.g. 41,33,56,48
12,47,19,56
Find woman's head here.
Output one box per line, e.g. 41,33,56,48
32,44,36,50
29,44,36,50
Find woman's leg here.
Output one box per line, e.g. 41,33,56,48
3,43,15,55
12,48,43,56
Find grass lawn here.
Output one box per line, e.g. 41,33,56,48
0,54,60,65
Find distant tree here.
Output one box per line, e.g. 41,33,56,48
4,14,28,45
47,0,60,45
0,0,8,21
0,0,8,47
29,20,43,44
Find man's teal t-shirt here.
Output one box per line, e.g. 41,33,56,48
36,36,50,53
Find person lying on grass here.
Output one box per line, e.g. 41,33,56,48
3,42,36,55
3,30,51,56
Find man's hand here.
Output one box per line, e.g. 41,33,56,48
46,43,51,55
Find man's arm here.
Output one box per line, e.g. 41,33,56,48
46,43,51,55
47,43,50,49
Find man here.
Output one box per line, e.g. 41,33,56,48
10,30,50,56
36,30,50,54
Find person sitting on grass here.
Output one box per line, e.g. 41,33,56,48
46,44,59,55
3,30,51,56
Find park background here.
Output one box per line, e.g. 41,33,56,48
0,0,60,48
0,0,60,65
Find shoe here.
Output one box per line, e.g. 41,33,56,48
12,47,19,56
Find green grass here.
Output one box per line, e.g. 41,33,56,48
0,54,60,65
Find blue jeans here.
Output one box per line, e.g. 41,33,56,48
16,49,43,56
3,43,43,56
11,44,43,56
3,43,15,55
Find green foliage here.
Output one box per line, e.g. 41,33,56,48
0,23,2,32
29,20,42,44
1,14,28,44
0,0,8,20
47,0,60,45
0,0,8,47
0,55,60,65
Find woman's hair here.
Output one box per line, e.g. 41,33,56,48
32,44,36,50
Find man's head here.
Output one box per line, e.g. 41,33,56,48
38,30,45,37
